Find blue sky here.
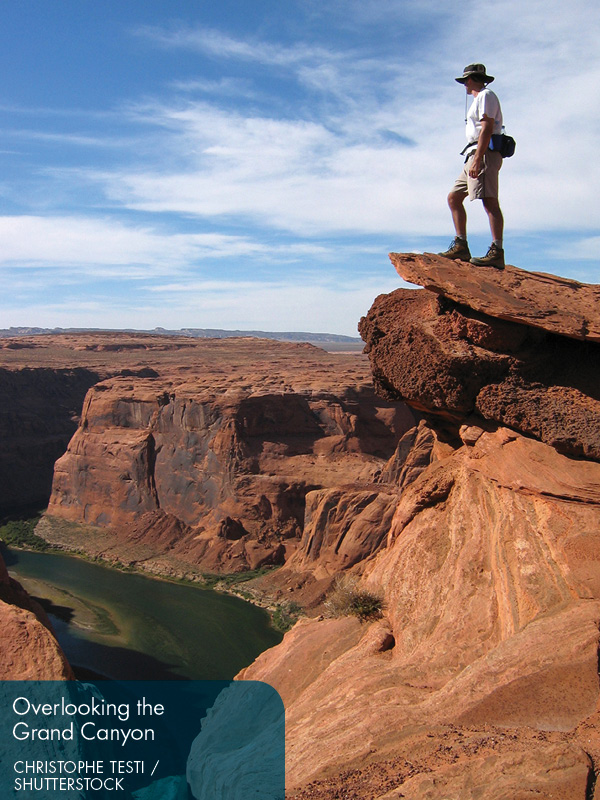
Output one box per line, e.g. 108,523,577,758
1,0,599,335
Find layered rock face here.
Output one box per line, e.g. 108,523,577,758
14,335,416,573
0,333,207,515
239,256,600,799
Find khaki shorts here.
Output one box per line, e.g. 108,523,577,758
451,150,502,200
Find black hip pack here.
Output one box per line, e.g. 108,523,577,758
489,132,516,158
461,133,516,160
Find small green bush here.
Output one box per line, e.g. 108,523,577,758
271,601,302,633
324,574,383,622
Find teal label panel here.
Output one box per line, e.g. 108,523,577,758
0,681,284,799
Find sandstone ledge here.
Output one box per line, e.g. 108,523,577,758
390,252,600,342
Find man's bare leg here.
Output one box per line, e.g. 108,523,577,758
438,190,471,260
470,196,505,268
448,189,468,237
482,196,504,243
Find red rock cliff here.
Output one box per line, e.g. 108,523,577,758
0,334,418,678
237,256,600,800
30,336,416,575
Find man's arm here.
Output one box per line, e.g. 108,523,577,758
468,115,494,178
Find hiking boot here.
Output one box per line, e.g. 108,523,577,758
470,243,505,270
438,237,471,261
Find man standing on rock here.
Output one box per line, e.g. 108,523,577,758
439,64,505,269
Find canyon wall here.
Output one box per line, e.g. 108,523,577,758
46,375,413,573
238,255,600,800
0,334,416,682
0,333,209,515
0,335,416,578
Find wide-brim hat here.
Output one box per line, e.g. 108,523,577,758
455,63,494,84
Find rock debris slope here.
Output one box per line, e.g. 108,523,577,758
239,254,600,800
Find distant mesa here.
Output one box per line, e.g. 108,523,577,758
0,326,362,346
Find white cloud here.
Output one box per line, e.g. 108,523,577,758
88,102,458,236
0,215,306,271
169,77,256,99
120,2,600,240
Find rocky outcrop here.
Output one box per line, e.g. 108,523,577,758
5,335,416,573
0,553,73,679
389,251,600,341
243,427,600,794
237,258,600,799
359,254,600,460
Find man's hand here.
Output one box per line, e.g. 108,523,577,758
468,155,483,178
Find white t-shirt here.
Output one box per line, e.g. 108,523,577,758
465,88,503,143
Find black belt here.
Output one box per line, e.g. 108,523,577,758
460,141,477,155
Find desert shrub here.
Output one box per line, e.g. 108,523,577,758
324,574,383,621
271,601,302,633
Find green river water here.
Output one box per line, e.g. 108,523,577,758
4,548,282,681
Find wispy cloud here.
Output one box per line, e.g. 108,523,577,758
0,215,372,279
83,100,457,236
1,129,128,148
0,216,290,270
169,76,257,99
136,24,341,69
